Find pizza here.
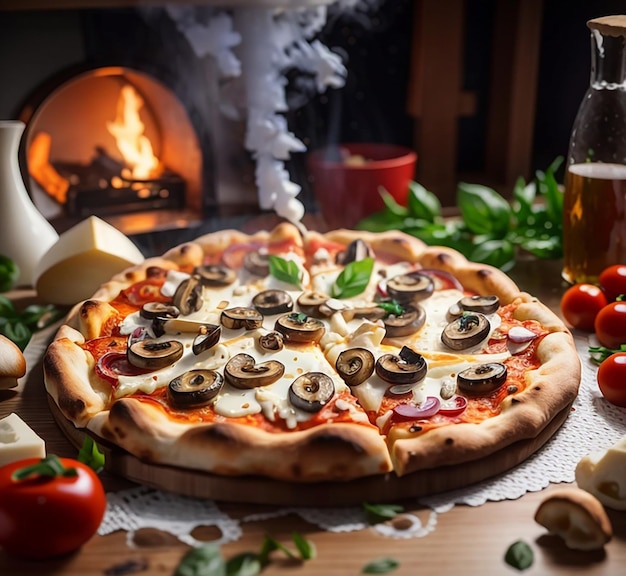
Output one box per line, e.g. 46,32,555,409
43,223,581,484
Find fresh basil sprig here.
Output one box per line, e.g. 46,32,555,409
363,502,404,524
0,295,62,350
78,436,105,473
356,157,564,271
362,557,400,574
589,344,626,365
268,255,302,288
174,532,315,576
332,258,374,299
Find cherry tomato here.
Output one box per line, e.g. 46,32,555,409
599,264,626,302
0,455,106,559
594,301,626,349
560,283,608,331
597,352,626,407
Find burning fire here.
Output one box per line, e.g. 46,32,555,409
107,85,160,180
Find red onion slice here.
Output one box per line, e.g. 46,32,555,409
419,269,464,291
508,326,538,342
438,395,468,417
392,396,441,420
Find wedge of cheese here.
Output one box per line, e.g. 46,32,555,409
576,435,626,511
0,413,46,467
34,216,145,305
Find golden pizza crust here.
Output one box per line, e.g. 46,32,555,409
43,222,581,486
88,397,392,481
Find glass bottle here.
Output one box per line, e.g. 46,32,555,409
562,15,626,285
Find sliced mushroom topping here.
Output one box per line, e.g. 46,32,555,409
289,372,335,412
192,324,222,355
252,289,294,315
297,291,330,317
383,305,426,338
457,362,508,396
152,317,215,338
172,275,203,316
243,250,270,276
335,347,375,386
221,307,264,331
441,312,490,351
168,369,224,409
224,353,285,389
336,239,374,265
194,264,237,287
386,272,434,304
375,346,427,385
127,339,184,370
458,295,500,315
257,331,284,353
341,304,386,322
140,302,180,320
274,313,326,344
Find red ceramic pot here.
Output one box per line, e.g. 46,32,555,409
307,142,417,230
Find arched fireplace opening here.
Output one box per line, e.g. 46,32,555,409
19,66,205,236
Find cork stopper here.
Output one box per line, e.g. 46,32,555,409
587,15,626,37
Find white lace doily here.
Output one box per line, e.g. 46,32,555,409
23,327,626,542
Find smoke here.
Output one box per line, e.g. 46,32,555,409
150,1,382,222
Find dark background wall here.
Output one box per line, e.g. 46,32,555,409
1,0,625,208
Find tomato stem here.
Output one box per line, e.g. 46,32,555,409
12,455,78,482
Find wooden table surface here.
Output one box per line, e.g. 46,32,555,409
1,254,625,576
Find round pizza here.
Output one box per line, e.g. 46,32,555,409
43,223,581,486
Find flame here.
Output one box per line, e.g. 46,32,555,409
107,85,160,180
28,132,70,203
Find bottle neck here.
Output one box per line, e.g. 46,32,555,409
590,30,626,87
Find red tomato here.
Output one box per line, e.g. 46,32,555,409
560,283,608,331
594,301,626,349
597,352,626,407
599,264,626,302
0,456,106,559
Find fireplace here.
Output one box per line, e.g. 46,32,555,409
21,66,202,235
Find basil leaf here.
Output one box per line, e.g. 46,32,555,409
519,236,562,259
362,557,400,574
407,181,441,220
0,254,19,293
377,300,405,317
589,344,626,364
512,178,535,224
331,258,374,299
504,540,534,571
291,532,316,560
536,165,563,226
258,535,295,566
174,544,226,576
355,210,404,232
0,295,17,318
226,553,261,576
363,502,404,523
78,436,105,473
380,188,409,217
268,255,301,288
19,304,62,331
469,239,516,272
0,320,31,351
457,182,511,236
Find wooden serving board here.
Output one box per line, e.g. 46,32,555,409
49,395,573,507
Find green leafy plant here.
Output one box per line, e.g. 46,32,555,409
362,557,400,574
356,158,564,271
362,502,404,524
174,532,316,576
0,255,19,293
0,295,62,350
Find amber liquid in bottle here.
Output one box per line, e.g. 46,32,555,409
562,162,626,284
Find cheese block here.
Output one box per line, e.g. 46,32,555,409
576,435,626,510
0,413,46,467
34,216,145,305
